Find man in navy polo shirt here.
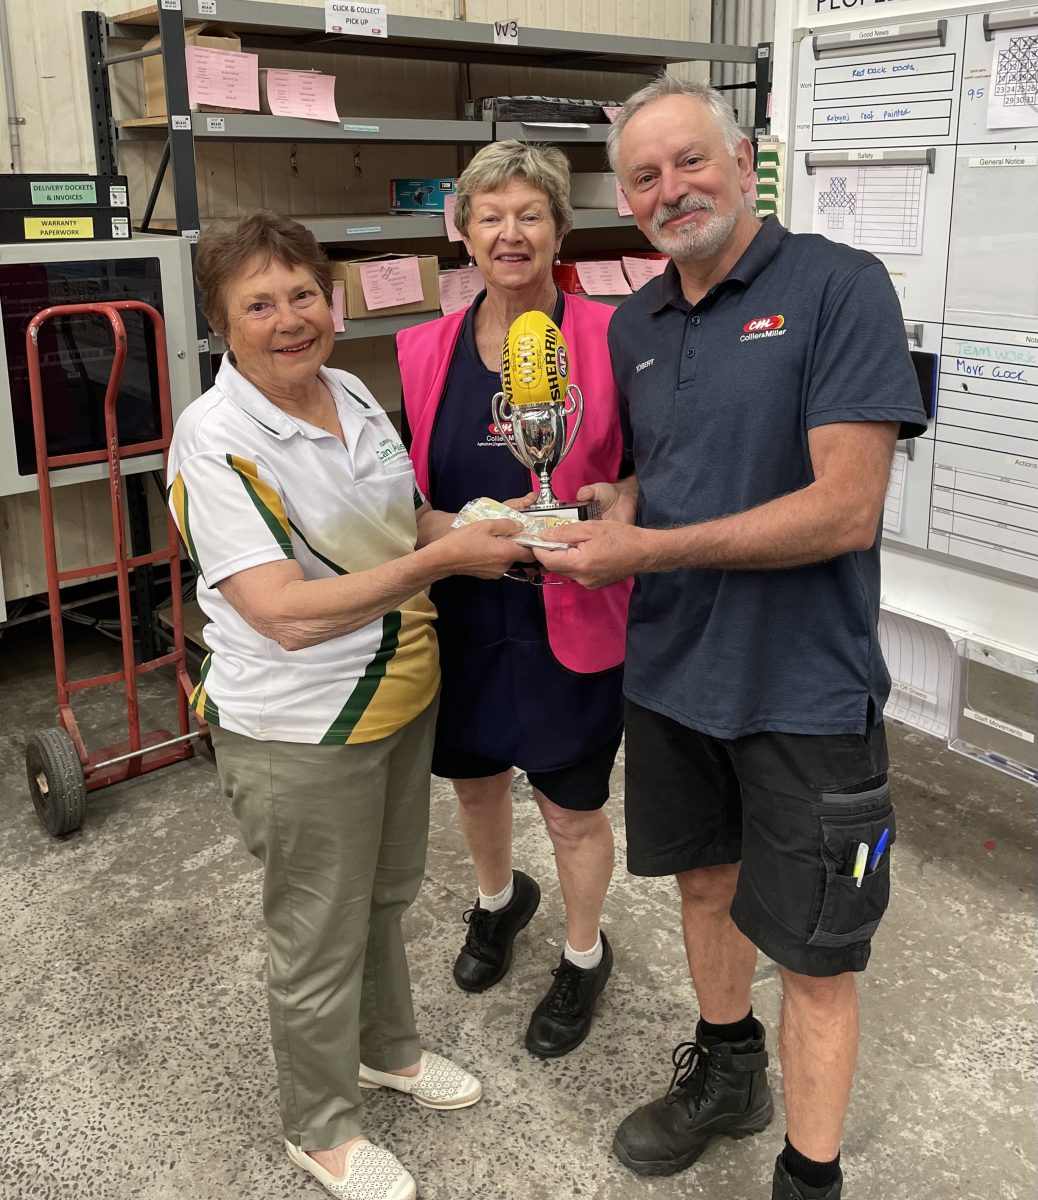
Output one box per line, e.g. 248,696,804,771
534,75,926,1200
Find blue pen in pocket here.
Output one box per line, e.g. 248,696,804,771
868,827,891,873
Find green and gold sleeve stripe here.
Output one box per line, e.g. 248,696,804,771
226,454,294,558
169,472,205,581
319,611,402,744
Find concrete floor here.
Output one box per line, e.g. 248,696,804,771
1,621,1035,1200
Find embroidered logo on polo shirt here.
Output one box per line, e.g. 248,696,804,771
635,358,655,373
740,315,786,343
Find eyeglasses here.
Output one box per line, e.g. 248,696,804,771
502,567,567,586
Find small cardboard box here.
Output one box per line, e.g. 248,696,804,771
142,23,242,118
569,172,619,208
389,178,456,212
330,254,440,319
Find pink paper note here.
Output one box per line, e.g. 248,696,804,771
442,193,463,243
438,266,484,316
331,280,345,332
602,106,622,123
615,178,633,217
265,68,339,122
575,260,632,297
621,256,668,291
358,257,424,311
185,45,260,112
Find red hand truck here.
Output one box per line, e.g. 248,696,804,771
23,300,204,836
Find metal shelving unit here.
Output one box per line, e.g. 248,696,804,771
83,2,769,381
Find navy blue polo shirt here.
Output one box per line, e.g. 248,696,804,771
608,216,927,738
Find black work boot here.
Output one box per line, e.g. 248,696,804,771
612,1018,773,1176
773,1155,843,1199
452,870,541,992
525,932,613,1058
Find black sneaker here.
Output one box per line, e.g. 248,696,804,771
772,1156,843,1199
452,870,541,993
525,932,613,1058
612,1018,774,1176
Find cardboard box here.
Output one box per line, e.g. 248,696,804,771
142,23,242,118
0,209,131,242
330,254,439,319
569,173,619,208
390,178,456,212
0,174,128,211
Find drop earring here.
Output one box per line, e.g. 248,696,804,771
553,253,561,265
468,255,476,268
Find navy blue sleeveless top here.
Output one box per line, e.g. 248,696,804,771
426,291,623,772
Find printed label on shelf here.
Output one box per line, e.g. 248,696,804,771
325,2,388,39
160,0,181,10
171,115,191,130
199,0,217,14
31,181,97,205
111,218,130,239
963,708,1035,743
24,215,93,239
109,185,128,207
182,229,200,243
968,156,1037,168
206,116,226,133
493,18,520,47
197,339,210,355
342,123,380,134
345,225,382,235
849,26,900,42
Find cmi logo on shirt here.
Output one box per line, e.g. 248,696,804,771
740,314,786,343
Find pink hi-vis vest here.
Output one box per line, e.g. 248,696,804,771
397,294,631,674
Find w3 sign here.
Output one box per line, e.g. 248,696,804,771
493,18,520,46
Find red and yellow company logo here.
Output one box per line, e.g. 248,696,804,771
742,314,784,334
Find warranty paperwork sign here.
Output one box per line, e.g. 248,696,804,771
325,2,388,38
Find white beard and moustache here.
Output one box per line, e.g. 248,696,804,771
649,194,741,262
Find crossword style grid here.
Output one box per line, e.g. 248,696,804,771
816,166,924,248
993,33,1038,107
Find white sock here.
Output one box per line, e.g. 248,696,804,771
564,935,603,970
478,876,514,912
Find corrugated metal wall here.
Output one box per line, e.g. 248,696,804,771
712,0,775,129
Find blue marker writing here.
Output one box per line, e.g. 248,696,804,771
868,828,890,873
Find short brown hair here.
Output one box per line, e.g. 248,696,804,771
195,210,334,336
454,140,572,237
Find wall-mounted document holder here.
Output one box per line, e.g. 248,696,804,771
904,322,924,345
949,640,1038,786
983,6,1038,40
910,350,939,421
813,19,947,59
804,148,937,174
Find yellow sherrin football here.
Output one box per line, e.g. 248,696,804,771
500,310,571,407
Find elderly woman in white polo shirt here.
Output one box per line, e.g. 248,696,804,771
167,211,525,1200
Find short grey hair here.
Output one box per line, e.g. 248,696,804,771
606,74,745,174
454,140,573,236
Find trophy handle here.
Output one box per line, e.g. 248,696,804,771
559,384,584,462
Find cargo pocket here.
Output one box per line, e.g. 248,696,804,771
807,783,896,949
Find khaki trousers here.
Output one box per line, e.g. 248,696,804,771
211,698,436,1150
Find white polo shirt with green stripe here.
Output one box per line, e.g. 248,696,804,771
167,356,438,745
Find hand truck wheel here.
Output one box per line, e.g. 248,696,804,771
25,728,88,836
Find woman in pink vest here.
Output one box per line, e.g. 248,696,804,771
396,141,632,1060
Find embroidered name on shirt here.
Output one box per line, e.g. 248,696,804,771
635,358,655,373
740,314,786,343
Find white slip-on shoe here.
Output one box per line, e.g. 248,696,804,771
285,1138,416,1200
358,1049,482,1110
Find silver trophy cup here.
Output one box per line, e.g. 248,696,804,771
490,384,599,521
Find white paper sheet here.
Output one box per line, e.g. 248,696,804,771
878,611,956,740
812,164,927,255
987,28,1038,131
883,449,907,534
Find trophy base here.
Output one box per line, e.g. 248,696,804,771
527,499,601,522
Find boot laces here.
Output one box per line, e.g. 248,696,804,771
542,958,587,1018
665,1040,715,1111
461,905,499,964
